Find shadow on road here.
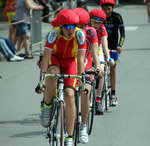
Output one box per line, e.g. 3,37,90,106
9,131,46,138
0,114,40,126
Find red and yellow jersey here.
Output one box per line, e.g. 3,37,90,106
4,0,16,12
96,24,108,55
85,25,98,70
44,27,86,59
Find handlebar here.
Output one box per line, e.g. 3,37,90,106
39,71,88,94
85,70,100,89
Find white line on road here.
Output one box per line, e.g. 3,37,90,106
125,26,138,31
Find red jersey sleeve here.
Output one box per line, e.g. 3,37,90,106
86,26,98,44
100,24,108,39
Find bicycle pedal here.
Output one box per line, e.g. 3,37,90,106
46,133,51,139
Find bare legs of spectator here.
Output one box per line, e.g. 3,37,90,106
115,0,120,6
17,34,33,59
146,1,150,22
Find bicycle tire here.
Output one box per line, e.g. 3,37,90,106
48,102,57,146
54,101,64,146
74,91,80,146
101,90,105,112
87,80,96,135
105,72,111,111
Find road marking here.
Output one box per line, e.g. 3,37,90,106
125,26,138,31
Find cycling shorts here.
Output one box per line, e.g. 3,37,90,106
110,52,118,64
48,55,78,89
85,67,93,85
16,22,30,36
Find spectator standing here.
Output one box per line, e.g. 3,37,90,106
115,0,119,6
34,0,50,23
144,0,150,22
4,0,17,45
14,0,43,59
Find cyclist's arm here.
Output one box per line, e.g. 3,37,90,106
102,37,110,58
118,26,125,48
91,42,100,70
77,50,85,75
40,48,52,76
118,14,125,50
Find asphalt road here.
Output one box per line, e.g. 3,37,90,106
0,4,150,146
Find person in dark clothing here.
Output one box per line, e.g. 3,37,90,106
34,0,50,22
100,0,125,106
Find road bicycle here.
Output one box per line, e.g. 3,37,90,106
73,70,99,146
40,71,87,146
100,49,120,111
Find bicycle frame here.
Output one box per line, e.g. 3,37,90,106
101,61,111,111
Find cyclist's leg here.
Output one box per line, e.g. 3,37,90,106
60,57,77,145
80,83,91,143
44,65,60,104
81,83,91,124
110,52,118,106
64,87,76,136
110,63,116,92
96,49,104,98
96,64,104,97
41,55,60,127
95,50,105,114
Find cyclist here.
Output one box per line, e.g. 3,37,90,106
89,9,114,114
100,0,125,106
74,7,102,143
36,9,86,146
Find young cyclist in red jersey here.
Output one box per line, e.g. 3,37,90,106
36,9,86,146
89,9,114,114
74,7,102,143
100,0,125,106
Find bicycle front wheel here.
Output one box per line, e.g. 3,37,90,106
54,101,64,146
73,91,80,146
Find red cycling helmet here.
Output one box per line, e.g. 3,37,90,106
73,7,90,25
57,9,79,25
89,9,106,22
51,17,59,27
100,0,115,6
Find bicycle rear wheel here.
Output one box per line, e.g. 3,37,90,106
87,80,96,135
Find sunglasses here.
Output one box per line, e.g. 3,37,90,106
91,20,103,25
62,24,77,30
